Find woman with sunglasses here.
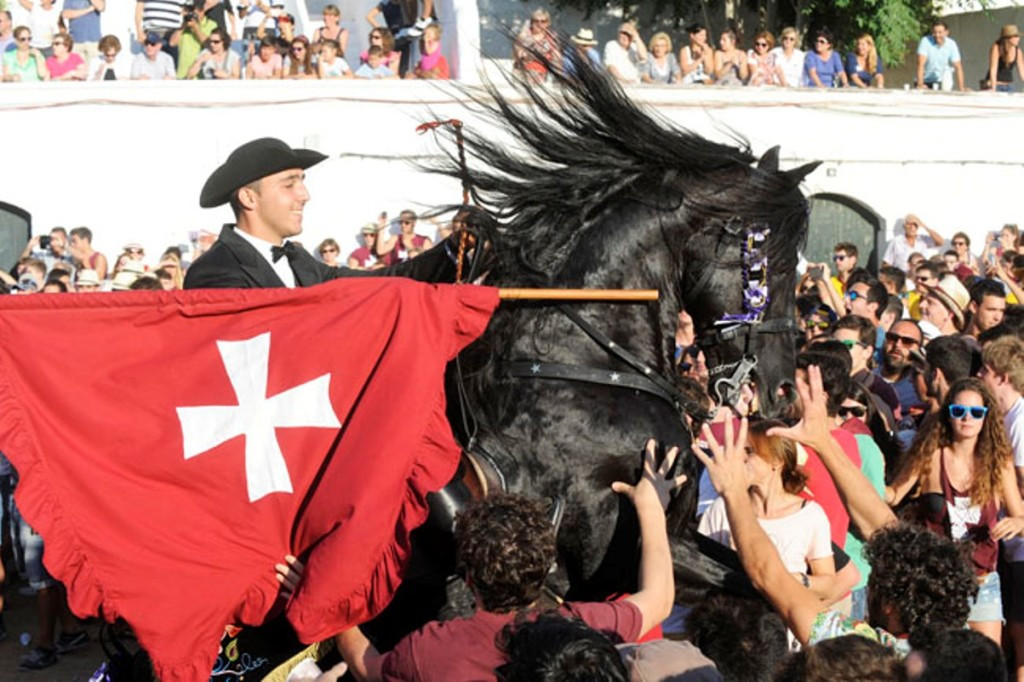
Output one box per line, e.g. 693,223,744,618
769,26,804,87
698,420,843,604
513,9,559,83
282,35,318,79
845,33,884,88
187,29,240,79
2,26,49,82
887,378,1024,644
747,30,782,86
804,28,848,88
359,28,400,74
46,31,86,81
316,238,341,267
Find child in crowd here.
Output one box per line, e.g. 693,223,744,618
407,23,447,79
354,45,396,79
317,38,352,79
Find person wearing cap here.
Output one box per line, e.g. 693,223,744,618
346,225,381,270
916,18,965,91
920,274,970,337
131,30,175,80
987,24,1024,92
184,137,460,289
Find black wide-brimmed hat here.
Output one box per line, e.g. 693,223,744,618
199,138,328,208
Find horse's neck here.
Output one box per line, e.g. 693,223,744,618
510,223,681,370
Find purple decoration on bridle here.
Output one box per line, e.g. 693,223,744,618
719,225,771,324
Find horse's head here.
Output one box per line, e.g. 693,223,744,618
679,148,818,418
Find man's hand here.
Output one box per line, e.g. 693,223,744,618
766,365,832,451
613,439,687,512
275,554,304,599
691,419,749,499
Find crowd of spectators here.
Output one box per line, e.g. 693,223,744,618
0,0,445,81
6,210,1024,682
511,15,1020,92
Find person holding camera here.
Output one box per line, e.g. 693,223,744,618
20,227,75,276
174,0,216,79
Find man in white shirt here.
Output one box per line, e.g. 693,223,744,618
603,21,646,84
980,336,1024,678
881,213,945,273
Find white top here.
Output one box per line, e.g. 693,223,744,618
882,233,938,273
234,228,296,288
1004,397,1024,561
698,496,833,573
603,40,643,84
28,1,64,49
769,47,804,87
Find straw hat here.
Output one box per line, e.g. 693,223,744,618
75,269,101,287
1002,24,1020,40
570,28,598,47
925,275,970,329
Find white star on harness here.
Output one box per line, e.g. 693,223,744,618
609,372,621,382
530,363,541,374
176,332,341,503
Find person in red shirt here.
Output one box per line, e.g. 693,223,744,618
336,440,683,681
45,32,87,80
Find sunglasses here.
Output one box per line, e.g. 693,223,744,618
838,339,868,350
838,405,866,419
816,38,829,44
17,35,31,42
885,332,920,347
209,38,223,44
292,45,305,51
321,247,338,254
915,276,933,284
805,320,831,330
52,41,66,46
783,36,796,41
400,219,415,225
832,254,847,262
948,404,988,420
755,41,768,46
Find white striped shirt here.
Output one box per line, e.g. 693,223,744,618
139,0,184,31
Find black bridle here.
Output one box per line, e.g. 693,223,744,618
504,304,715,423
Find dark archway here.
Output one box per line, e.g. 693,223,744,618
0,202,31,274
806,193,884,274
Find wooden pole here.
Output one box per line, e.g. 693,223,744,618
497,288,659,301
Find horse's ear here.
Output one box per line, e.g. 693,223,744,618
757,146,781,173
783,161,822,185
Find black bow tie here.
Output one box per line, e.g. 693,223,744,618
270,242,298,263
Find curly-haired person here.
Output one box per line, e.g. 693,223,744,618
694,366,978,659
336,441,684,682
886,377,1024,645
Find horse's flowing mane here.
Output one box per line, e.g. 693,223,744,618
426,41,813,283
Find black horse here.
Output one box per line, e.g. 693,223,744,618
421,51,820,607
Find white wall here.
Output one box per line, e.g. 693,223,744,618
2,80,1023,268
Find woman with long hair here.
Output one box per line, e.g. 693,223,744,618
698,420,841,602
360,28,400,74
845,33,884,88
713,28,748,86
282,35,317,79
987,24,1024,92
887,378,1024,644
